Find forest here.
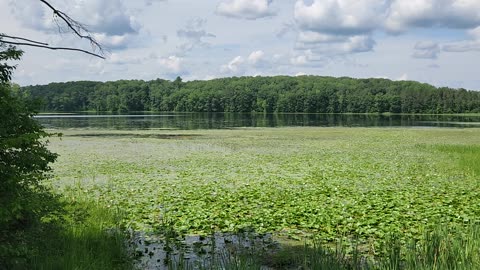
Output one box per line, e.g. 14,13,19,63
20,76,480,114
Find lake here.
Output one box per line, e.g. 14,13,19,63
35,112,480,130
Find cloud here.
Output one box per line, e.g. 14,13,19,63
221,56,245,73
296,34,375,55
385,0,480,33
145,0,167,6
221,50,274,74
176,18,215,55
93,33,133,50
107,53,142,65
247,50,265,65
412,41,440,59
292,0,480,66
69,0,139,36
294,0,388,35
442,41,480,52
441,27,480,52
159,55,184,74
292,0,383,65
290,50,330,67
276,21,297,39
9,0,54,32
9,0,140,50
216,0,276,20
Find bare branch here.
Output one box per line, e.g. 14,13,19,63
0,34,48,46
39,0,104,55
2,40,105,59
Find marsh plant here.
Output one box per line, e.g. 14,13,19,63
45,127,480,269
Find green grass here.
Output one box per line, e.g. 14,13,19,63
436,145,480,176
4,196,132,270
31,199,131,270
45,127,480,267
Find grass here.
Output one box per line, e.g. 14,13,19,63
31,198,131,270
44,127,480,268
3,196,132,270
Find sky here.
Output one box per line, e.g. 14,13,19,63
1,0,480,89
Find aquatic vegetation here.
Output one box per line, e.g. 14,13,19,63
47,127,480,253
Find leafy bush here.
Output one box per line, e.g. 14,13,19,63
0,44,60,268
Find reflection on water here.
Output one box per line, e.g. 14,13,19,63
35,112,480,130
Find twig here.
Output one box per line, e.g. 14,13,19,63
0,34,49,45
1,40,105,59
39,0,104,56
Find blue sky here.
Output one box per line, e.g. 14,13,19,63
1,0,480,89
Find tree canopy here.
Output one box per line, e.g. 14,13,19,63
21,76,480,114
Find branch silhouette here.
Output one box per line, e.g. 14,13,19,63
0,0,105,59
1,41,105,59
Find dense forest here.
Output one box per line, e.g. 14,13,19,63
19,76,480,113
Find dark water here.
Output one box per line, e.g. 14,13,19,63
35,112,480,130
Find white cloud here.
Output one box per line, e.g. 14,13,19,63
290,50,329,67
297,31,346,44
221,56,245,73
93,33,133,50
292,0,480,66
9,0,51,31
176,18,215,55
294,0,388,35
247,50,265,65
8,0,140,50
216,0,276,20
385,0,480,33
159,55,184,73
290,54,309,66
108,53,142,65
69,0,139,36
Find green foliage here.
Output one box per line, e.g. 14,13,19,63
0,41,23,83
21,76,480,113
0,45,61,267
0,83,58,224
436,144,480,176
48,127,480,255
0,43,133,270
28,198,132,270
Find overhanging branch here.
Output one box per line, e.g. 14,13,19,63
39,0,104,56
1,40,105,59
0,34,48,46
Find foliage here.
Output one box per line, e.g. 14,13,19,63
0,39,131,270
0,43,23,83
21,76,480,113
0,83,58,225
47,127,480,257
28,197,132,270
0,44,61,267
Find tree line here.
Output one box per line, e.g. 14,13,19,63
19,76,480,113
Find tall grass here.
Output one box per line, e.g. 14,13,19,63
436,145,480,176
162,224,480,270
382,224,480,270
26,198,132,270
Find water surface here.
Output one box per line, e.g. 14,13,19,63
35,112,480,130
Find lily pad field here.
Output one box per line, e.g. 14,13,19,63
47,127,480,264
